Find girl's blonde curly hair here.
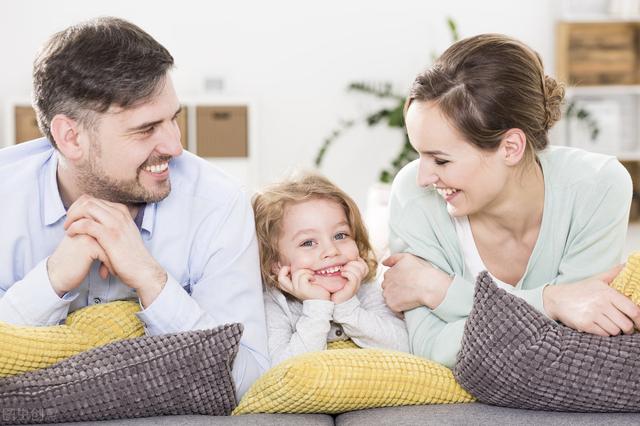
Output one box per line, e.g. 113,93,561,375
252,172,378,289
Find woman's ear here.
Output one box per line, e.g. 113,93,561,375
501,129,527,166
50,114,83,161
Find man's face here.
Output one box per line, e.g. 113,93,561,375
75,76,183,205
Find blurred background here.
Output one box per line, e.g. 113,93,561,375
3,0,640,255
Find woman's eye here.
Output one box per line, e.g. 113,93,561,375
335,232,349,240
434,159,449,166
300,240,314,247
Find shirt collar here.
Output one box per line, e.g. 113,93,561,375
43,150,67,226
139,202,156,237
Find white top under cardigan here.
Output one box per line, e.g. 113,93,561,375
264,269,410,366
453,215,511,289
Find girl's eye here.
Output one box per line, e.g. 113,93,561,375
434,159,449,166
300,240,314,247
335,232,349,240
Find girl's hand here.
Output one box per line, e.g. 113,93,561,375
332,257,369,304
543,264,640,336
381,253,452,312
277,265,331,301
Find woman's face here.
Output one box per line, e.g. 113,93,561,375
405,101,509,217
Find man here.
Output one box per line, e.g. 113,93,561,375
0,17,269,397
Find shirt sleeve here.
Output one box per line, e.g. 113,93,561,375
265,292,334,367
135,190,270,398
332,275,409,352
0,257,79,326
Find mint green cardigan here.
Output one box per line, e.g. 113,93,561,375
389,146,633,367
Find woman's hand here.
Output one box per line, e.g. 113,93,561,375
381,253,453,312
332,257,369,304
277,266,331,301
543,264,640,336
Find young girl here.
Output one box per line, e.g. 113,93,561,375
253,172,409,366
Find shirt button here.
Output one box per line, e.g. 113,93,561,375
93,298,101,304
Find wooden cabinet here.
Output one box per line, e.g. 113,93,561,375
556,22,639,85
195,106,247,158
14,105,42,143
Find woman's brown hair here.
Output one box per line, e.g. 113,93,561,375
252,172,377,289
405,33,565,162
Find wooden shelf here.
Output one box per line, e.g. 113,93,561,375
565,85,640,96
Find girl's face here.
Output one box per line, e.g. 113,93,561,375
276,198,360,294
405,101,509,217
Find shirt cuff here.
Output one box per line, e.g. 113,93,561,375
301,299,334,320
0,257,77,326
136,273,202,335
431,274,474,323
332,295,361,322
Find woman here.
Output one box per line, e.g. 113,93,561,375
381,33,640,368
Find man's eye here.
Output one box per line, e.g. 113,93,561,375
335,232,349,240
300,240,314,247
139,126,155,136
434,159,449,166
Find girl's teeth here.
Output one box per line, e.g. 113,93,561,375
318,266,341,275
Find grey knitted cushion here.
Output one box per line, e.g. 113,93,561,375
453,272,640,412
0,323,243,424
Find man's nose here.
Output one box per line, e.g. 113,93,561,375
157,120,183,157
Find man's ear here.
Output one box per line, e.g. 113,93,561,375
501,129,527,166
50,114,83,161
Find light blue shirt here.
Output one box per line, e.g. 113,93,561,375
0,138,269,397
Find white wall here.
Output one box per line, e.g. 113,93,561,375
0,0,559,207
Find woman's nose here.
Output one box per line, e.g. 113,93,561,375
417,167,439,187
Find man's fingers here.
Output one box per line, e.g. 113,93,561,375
65,198,125,231
65,199,108,229
66,218,102,239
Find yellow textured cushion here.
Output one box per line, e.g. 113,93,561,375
0,300,143,377
611,251,640,305
233,348,474,414
326,339,360,350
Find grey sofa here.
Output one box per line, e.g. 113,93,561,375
33,404,640,426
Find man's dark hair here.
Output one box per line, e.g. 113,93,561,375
32,17,174,148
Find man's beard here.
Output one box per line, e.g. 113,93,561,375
76,140,172,205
